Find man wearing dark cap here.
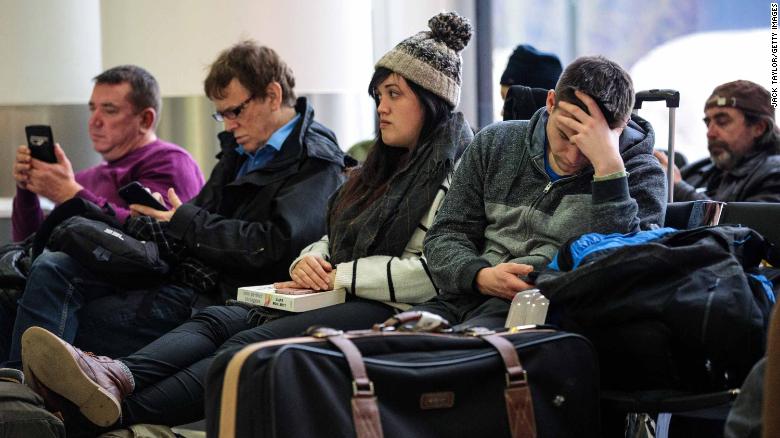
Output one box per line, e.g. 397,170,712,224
655,80,780,202
500,44,563,100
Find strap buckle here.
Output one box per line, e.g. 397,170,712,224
462,326,495,337
506,369,528,387
352,380,375,396
306,326,344,338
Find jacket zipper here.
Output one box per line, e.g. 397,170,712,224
516,154,585,243
701,279,719,342
527,161,584,212
535,182,553,205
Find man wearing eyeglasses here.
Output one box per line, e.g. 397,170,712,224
129,40,347,303
1,41,347,368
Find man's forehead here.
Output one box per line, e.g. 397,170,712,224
705,106,741,119
552,105,574,119
90,82,131,105
213,78,251,108
550,107,577,137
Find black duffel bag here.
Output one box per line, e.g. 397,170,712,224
206,323,600,438
536,225,776,392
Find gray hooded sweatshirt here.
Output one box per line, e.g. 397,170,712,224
424,107,667,296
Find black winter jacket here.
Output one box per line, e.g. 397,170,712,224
675,148,780,202
166,97,346,301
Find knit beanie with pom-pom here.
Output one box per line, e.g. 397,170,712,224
375,11,473,108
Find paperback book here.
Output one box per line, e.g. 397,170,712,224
236,284,346,312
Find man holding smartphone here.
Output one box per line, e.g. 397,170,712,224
11,65,205,242
2,42,347,371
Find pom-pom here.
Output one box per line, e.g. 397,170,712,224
428,12,472,52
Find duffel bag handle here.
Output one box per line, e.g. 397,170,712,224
310,327,384,438
372,311,452,332
471,330,537,438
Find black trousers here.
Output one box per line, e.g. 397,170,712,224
410,293,510,330
119,297,396,426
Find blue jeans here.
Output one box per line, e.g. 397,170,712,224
3,251,195,369
0,291,19,363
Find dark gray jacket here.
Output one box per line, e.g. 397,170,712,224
675,149,780,202
166,97,347,301
424,107,666,295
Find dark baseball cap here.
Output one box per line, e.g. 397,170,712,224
705,80,775,120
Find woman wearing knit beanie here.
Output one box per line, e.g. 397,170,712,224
20,12,475,433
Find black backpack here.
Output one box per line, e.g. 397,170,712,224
45,216,170,283
536,225,777,392
32,197,122,259
26,197,170,284
0,237,33,360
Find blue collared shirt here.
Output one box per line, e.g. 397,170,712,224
542,130,565,182
543,147,564,182
236,114,300,178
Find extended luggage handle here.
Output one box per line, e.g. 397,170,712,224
309,327,384,438
633,89,680,109
633,88,680,202
467,329,538,438
372,311,452,333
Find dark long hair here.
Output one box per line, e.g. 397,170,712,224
743,111,780,154
332,67,453,213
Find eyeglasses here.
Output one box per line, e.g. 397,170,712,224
212,95,254,122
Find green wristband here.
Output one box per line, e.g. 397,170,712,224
593,170,628,182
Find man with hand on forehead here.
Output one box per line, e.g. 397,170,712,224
414,55,666,329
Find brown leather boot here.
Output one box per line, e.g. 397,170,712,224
21,326,134,427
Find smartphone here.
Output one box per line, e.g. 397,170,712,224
118,181,167,211
25,125,57,163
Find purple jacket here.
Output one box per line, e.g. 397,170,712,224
12,139,205,241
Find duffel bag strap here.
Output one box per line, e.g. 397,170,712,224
477,330,537,438
312,328,384,438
